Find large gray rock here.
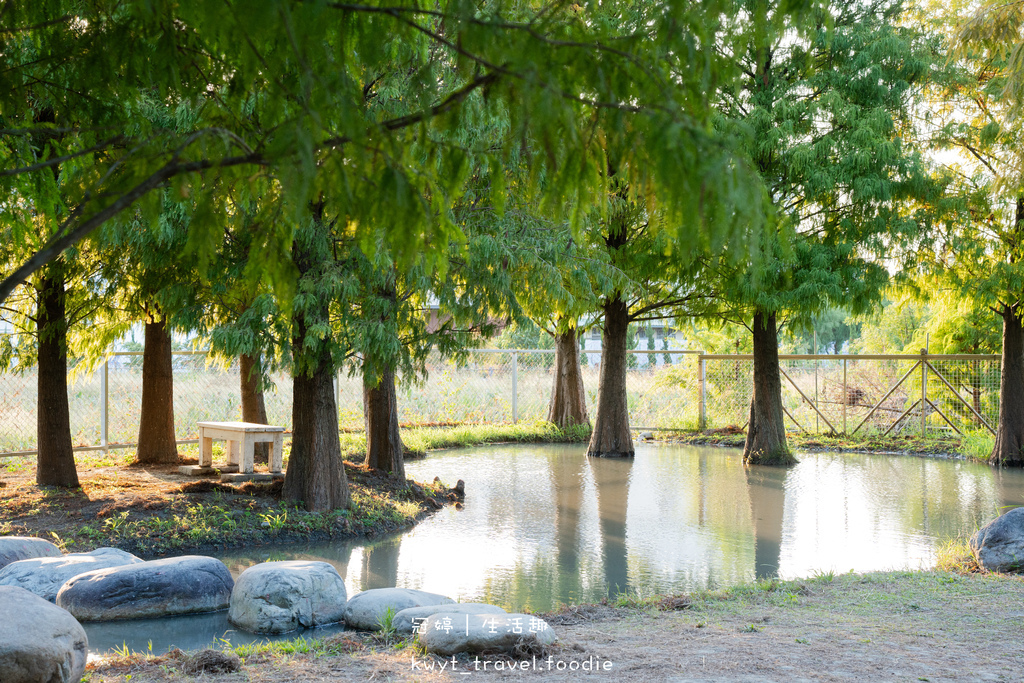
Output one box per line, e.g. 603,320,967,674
394,603,506,637
228,561,348,634
0,536,62,570
343,588,454,631
971,507,1024,572
0,586,88,683
56,555,234,621
417,612,556,655
0,547,143,602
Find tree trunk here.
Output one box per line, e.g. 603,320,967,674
991,304,1024,466
240,353,269,464
135,318,179,464
363,360,406,480
282,209,350,511
283,341,350,511
743,310,796,466
587,296,634,457
547,327,590,429
35,261,79,488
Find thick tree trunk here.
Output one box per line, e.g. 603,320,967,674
283,343,350,511
35,261,79,488
991,304,1024,466
743,310,796,466
240,353,269,464
587,297,634,457
363,360,406,480
547,327,590,429
282,210,350,511
135,318,179,464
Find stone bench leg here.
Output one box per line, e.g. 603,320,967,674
270,434,284,473
228,439,240,466
241,433,255,474
200,435,213,467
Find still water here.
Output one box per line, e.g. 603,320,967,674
85,444,1024,654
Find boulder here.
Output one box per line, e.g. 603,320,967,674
343,588,454,631
394,603,506,637
417,612,556,655
0,547,143,602
971,507,1024,572
0,536,62,570
228,561,347,634
56,555,233,621
0,586,88,683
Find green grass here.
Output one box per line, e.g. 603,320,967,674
934,535,980,573
339,420,591,460
670,429,969,457
957,430,994,462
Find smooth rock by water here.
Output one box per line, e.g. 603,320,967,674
343,588,454,631
56,555,234,621
417,612,556,655
0,586,88,683
971,506,1024,572
228,560,348,634
394,603,506,637
0,536,62,569
0,547,142,602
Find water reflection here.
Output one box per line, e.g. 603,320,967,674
593,457,630,597
85,444,1024,654
746,466,785,579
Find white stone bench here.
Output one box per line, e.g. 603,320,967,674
179,421,285,482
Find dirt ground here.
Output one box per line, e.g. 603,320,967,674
0,454,454,557
87,570,1024,682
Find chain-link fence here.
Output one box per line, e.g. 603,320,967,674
698,353,1002,437
0,349,1003,456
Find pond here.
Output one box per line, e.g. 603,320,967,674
84,443,1024,655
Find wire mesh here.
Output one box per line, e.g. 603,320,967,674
700,355,1002,436
0,368,37,452
0,350,1004,455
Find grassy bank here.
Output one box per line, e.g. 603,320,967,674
84,567,1024,682
0,422,590,557
667,427,995,460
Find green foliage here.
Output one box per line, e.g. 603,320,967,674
701,0,943,329
0,0,774,308
918,0,1024,327
850,300,931,354
959,430,996,462
787,308,862,354
493,320,553,351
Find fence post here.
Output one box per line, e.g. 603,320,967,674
512,351,518,423
100,358,109,453
814,332,819,433
921,349,928,438
699,354,707,431
842,358,847,435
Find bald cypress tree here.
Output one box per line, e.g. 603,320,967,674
703,0,942,465
923,0,1024,465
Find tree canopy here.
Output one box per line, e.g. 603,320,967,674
1,0,768,305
